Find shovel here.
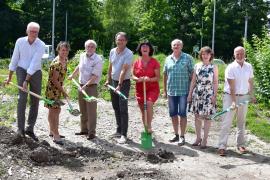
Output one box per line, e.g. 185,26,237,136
141,80,152,150
210,100,249,120
71,78,98,102
65,97,80,116
9,82,55,105
106,84,128,100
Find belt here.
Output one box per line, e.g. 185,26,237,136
80,84,97,87
224,92,248,96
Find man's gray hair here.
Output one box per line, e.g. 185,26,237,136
171,39,183,47
234,46,245,53
85,39,97,48
27,22,40,31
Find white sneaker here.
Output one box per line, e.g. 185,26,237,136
117,135,127,144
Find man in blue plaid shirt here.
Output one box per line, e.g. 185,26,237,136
163,39,194,146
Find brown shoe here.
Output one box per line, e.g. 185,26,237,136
238,147,247,154
87,134,96,140
218,149,226,156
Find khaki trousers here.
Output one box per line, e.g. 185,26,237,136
78,84,97,135
218,94,249,149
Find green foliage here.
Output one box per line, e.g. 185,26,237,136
0,161,5,177
246,103,270,143
102,0,136,51
244,32,270,104
0,0,24,58
1,0,269,60
133,0,175,53
0,100,17,126
21,0,102,56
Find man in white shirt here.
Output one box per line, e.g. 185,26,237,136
218,46,256,156
5,22,45,141
105,32,133,144
68,39,103,140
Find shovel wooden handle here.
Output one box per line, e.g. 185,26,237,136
106,84,128,100
143,80,148,132
9,82,44,100
72,78,90,98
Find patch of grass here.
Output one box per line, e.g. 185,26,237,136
0,162,5,177
186,125,195,134
0,98,17,126
246,103,270,143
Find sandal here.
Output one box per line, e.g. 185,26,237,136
192,138,202,146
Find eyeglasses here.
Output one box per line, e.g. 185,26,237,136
86,45,95,48
29,30,39,34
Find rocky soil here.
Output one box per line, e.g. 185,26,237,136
0,97,270,180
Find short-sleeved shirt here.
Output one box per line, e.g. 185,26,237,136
163,52,194,96
109,47,133,81
45,58,67,108
133,58,160,104
79,52,103,84
224,60,254,94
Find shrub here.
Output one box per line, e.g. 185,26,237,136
244,31,270,105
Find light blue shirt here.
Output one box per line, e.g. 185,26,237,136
9,36,45,75
109,47,133,81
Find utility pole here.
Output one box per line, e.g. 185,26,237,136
212,0,216,52
65,11,68,41
52,0,55,56
244,15,248,40
201,17,204,49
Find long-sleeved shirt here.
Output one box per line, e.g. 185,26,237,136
9,36,45,75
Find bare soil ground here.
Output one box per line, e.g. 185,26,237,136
0,97,270,180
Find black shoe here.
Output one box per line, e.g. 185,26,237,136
87,134,96,140
75,132,88,135
17,130,25,138
53,139,64,145
25,131,39,142
169,135,179,143
178,136,185,146
49,134,65,138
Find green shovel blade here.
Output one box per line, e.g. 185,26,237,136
43,99,55,105
84,96,97,102
141,131,153,149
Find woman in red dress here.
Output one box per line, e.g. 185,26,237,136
132,42,160,133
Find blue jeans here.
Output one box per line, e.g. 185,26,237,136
168,95,188,117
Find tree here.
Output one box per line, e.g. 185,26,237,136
101,0,136,52
202,0,269,60
21,0,102,56
133,0,175,54
0,0,24,58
